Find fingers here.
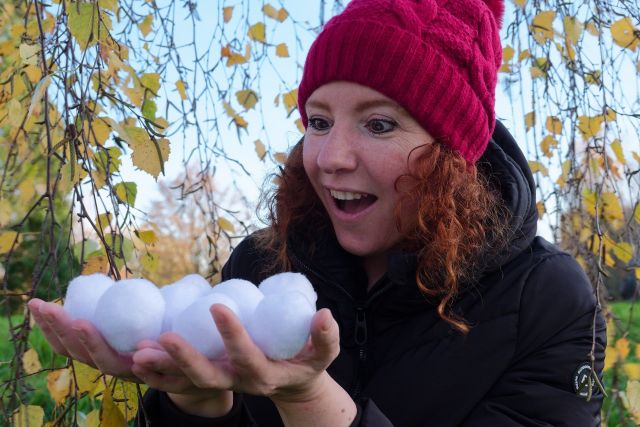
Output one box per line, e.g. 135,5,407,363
306,309,340,369
211,304,265,369
28,299,67,356
158,331,234,390
35,301,93,363
133,347,183,376
130,364,195,393
71,319,137,381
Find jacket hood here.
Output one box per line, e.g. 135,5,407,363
289,120,538,298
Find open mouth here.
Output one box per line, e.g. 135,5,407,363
330,189,377,214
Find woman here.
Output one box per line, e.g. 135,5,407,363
28,0,606,425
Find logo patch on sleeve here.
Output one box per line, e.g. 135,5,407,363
573,362,594,398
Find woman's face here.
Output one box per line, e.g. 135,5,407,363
303,81,434,260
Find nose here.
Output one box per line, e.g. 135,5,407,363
316,123,358,174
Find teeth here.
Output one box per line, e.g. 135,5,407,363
330,190,368,200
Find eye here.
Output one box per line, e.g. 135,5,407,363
365,118,397,134
308,117,331,132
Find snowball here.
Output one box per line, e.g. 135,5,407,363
63,273,114,321
210,279,263,324
247,292,316,360
258,272,317,307
160,275,211,332
93,278,165,353
172,293,240,360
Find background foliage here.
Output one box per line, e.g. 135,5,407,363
0,0,639,425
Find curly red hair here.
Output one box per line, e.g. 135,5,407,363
257,138,510,333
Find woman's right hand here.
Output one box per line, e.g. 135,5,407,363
27,298,139,382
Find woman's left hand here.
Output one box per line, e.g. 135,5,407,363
131,304,341,402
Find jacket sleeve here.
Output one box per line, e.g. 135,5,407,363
137,389,256,427
461,253,606,427
349,399,394,427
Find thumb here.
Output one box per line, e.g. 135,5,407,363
308,308,340,367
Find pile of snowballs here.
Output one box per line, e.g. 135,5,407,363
63,272,317,360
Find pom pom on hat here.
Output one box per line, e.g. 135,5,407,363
298,0,505,164
482,0,505,28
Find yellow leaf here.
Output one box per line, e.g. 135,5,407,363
295,118,305,134
536,201,545,218
611,139,625,164
604,108,616,122
622,380,640,424
274,152,287,164
254,139,266,160
528,160,548,176
12,405,44,427
604,346,618,371
8,98,24,128
563,16,583,45
100,387,126,426
223,6,233,23
22,348,41,374
138,14,153,37
540,135,558,158
82,254,109,275
277,8,289,22
140,252,158,273
47,368,73,405
283,89,298,115
0,230,19,254
19,43,40,66
222,101,249,128
112,379,140,421
511,0,526,8
140,73,161,94
585,70,601,85
545,116,562,134
175,80,187,101
276,43,289,57
585,21,599,37
530,57,549,79
617,337,631,360
86,410,101,427
262,4,278,19
634,203,640,224
73,361,103,394
217,217,235,233
135,229,157,245
236,89,258,110
126,129,171,179
502,45,514,62
518,49,531,62
524,111,535,131
67,3,112,50
612,241,633,264
531,11,556,45
577,115,603,140
24,65,42,83
625,364,640,380
602,192,624,222
248,22,266,43
611,17,640,51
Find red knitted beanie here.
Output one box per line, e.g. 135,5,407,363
298,0,504,164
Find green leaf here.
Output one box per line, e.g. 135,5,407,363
67,3,112,50
114,182,137,206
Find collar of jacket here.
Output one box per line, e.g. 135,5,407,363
288,120,538,304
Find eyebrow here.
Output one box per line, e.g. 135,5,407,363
305,98,408,116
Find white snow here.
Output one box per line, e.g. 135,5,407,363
172,293,240,360
63,273,114,321
93,278,165,353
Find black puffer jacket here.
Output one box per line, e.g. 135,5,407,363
141,122,606,426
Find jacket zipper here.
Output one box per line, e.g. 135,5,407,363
289,252,395,398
